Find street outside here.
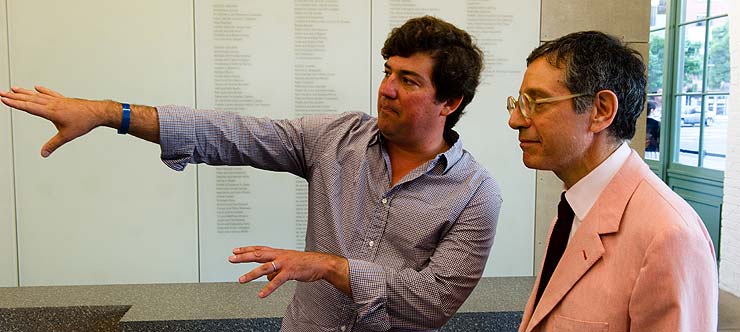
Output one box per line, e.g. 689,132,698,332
678,114,728,170
645,114,728,170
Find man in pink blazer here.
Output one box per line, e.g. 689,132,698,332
508,31,718,332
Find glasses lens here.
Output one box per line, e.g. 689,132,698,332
507,96,516,113
519,94,531,118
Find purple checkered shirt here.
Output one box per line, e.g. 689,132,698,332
157,106,502,332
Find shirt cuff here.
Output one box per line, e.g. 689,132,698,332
348,259,391,330
157,105,197,171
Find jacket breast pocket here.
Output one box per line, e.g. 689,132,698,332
552,315,609,332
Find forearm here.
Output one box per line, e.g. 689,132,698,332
323,254,351,296
96,100,160,143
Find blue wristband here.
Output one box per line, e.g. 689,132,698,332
117,103,131,135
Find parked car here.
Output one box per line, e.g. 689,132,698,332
681,107,715,126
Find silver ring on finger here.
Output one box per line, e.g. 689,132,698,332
270,261,278,273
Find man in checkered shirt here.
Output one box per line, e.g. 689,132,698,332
2,16,502,332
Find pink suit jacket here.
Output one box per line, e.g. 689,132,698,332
519,151,718,332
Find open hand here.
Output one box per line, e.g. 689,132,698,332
229,245,349,298
0,86,112,157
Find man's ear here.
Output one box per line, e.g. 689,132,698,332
441,96,464,116
590,90,618,133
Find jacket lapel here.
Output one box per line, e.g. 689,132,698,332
524,152,648,332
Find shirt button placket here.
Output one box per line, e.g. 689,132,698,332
367,196,389,255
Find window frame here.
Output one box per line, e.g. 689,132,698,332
648,0,727,183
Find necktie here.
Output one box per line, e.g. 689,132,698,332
534,192,575,309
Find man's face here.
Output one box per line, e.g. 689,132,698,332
508,57,593,174
377,53,448,144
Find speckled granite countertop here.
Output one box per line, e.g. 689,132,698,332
0,277,534,332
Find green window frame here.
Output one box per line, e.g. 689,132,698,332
648,0,728,182
648,0,728,259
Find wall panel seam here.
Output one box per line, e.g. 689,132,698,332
5,0,20,287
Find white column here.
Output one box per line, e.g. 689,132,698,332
719,0,740,296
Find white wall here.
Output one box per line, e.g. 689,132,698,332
8,0,198,286
719,0,740,297
0,0,543,286
0,0,19,288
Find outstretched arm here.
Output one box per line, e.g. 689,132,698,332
0,86,160,157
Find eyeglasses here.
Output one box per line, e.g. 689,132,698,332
506,92,589,119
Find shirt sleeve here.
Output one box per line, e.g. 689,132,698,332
628,218,718,332
348,177,502,331
157,105,333,177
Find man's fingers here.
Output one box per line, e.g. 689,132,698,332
237,262,276,283
258,273,289,298
8,87,53,105
10,86,50,103
41,133,70,158
232,246,250,254
230,246,279,262
35,85,64,98
229,251,275,264
230,247,302,298
1,87,55,118
233,245,272,254
1,97,53,119
10,86,36,95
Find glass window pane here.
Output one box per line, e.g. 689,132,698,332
651,0,668,29
681,0,707,23
706,17,729,92
648,30,666,94
678,23,706,93
702,95,727,170
709,0,729,17
677,95,703,166
645,95,662,160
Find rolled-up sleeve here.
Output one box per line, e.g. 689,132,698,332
158,105,198,171
156,105,318,176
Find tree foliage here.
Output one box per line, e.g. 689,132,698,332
707,21,729,91
648,20,729,93
682,38,703,92
648,34,665,93
648,34,703,93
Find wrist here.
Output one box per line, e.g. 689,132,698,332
117,103,131,134
323,254,351,295
95,100,122,128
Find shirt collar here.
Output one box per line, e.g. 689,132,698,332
440,130,462,173
368,129,381,146
371,129,463,174
565,142,631,221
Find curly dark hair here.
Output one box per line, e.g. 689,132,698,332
382,16,484,133
526,31,647,141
